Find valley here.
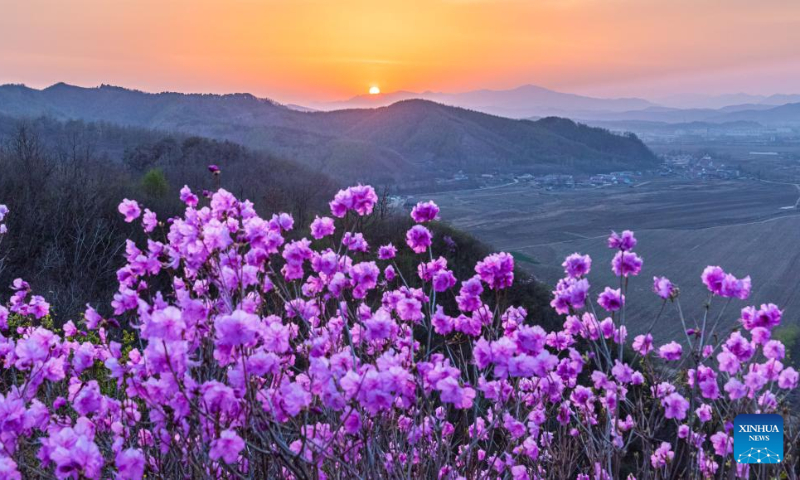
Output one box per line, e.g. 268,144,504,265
422,177,800,339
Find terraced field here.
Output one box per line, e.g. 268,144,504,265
424,178,800,339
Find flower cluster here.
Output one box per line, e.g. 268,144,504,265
0,184,796,480
0,204,7,235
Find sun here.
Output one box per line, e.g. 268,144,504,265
369,86,381,95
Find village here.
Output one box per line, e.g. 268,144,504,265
402,152,747,193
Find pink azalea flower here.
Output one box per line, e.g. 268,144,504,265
179,185,198,206
405,225,432,254
142,209,157,233
612,251,643,277
650,442,674,468
118,199,141,223
652,276,674,299
209,429,245,464
310,216,335,239
410,201,440,223
597,287,624,312
214,310,260,346
115,448,145,480
562,253,592,278
696,404,713,423
475,253,514,290
632,334,653,355
378,243,397,260
608,230,637,251
658,341,682,361
329,185,378,217
661,392,689,420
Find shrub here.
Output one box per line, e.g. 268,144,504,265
140,168,170,198
0,179,796,479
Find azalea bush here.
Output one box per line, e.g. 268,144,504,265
0,180,798,479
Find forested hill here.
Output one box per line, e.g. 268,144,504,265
0,115,337,321
0,115,559,334
0,83,658,183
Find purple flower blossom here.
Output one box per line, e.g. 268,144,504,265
142,208,157,233
475,253,514,290
411,200,440,223
779,367,798,389
115,448,145,480
724,377,747,400
611,251,643,277
329,185,378,217
378,243,397,260
608,230,637,251
562,253,591,278
716,350,740,374
214,310,260,346
0,456,21,480
652,276,674,299
597,287,624,312
405,225,432,254
658,341,682,361
696,404,713,423
343,411,361,434
179,185,199,206
701,266,751,299
710,432,732,457
281,382,312,417
209,429,245,464
701,266,725,294
764,340,786,360
118,199,141,223
342,232,369,253
661,392,689,420
632,334,653,355
309,216,335,239
741,303,782,330
551,277,589,314
436,377,476,409
651,442,674,468
724,275,751,299
432,307,454,335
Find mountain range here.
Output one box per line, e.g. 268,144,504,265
0,83,658,183
316,84,657,119
654,92,800,110
313,84,800,126
561,103,800,125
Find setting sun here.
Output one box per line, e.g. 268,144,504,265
369,86,381,95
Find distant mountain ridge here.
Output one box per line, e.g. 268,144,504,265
314,84,800,127
317,84,657,118
567,102,800,125
656,92,800,110
0,83,658,183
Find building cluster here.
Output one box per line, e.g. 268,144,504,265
661,153,742,180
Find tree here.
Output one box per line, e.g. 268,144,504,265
141,168,169,198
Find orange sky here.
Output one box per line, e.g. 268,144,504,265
1,0,799,103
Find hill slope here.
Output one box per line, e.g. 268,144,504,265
0,83,659,182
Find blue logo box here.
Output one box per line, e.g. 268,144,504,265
734,414,784,464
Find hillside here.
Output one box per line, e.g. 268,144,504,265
0,83,659,183
0,115,338,321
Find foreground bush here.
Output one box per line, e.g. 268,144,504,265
0,182,797,479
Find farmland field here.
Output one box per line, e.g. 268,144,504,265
423,178,800,339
